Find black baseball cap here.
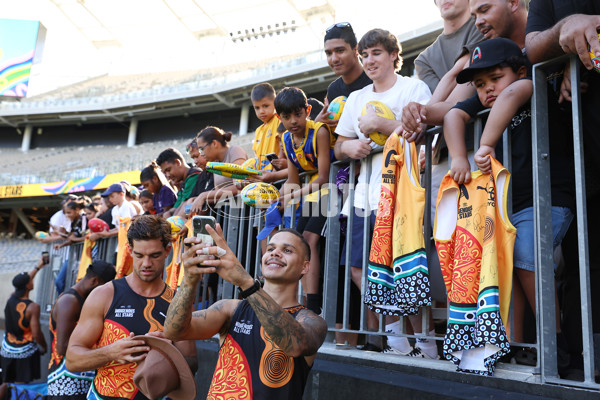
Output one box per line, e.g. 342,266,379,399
456,38,523,84
12,272,31,289
87,259,116,283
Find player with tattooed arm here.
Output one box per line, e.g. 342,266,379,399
164,226,327,399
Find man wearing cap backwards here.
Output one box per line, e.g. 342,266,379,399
66,215,197,400
47,260,116,400
1,256,48,383
165,227,327,399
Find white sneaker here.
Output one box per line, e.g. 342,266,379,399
382,345,413,356
407,347,440,360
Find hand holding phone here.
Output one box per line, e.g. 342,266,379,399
192,216,216,245
42,251,50,265
265,153,280,170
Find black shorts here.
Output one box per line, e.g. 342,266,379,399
296,196,328,236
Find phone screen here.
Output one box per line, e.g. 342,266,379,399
192,216,216,245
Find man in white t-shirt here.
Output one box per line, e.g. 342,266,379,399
334,28,432,356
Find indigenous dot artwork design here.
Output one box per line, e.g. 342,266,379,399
366,250,430,316
365,133,431,316
444,288,510,376
47,358,94,396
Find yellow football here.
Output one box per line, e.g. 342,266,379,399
361,100,396,145
327,96,347,120
240,182,280,208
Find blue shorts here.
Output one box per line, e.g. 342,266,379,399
512,206,573,272
340,207,377,269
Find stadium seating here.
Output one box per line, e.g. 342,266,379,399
0,134,255,185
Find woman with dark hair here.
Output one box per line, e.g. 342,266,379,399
191,126,248,213
139,161,177,215
54,198,87,250
1,257,47,383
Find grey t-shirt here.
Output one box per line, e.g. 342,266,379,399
213,145,248,188
414,17,483,93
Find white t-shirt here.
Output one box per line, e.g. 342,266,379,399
335,75,431,213
111,200,138,227
49,210,71,233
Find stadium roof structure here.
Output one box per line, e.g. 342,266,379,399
0,9,443,129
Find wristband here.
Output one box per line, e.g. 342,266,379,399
239,279,261,299
34,267,40,271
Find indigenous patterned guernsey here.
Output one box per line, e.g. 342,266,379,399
48,288,94,400
88,278,174,400
434,156,515,375
207,300,311,400
366,132,431,315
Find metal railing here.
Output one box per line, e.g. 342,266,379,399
36,56,598,390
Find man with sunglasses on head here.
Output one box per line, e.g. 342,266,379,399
316,22,373,129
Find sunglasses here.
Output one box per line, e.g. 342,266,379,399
198,141,212,156
185,141,197,154
326,22,352,33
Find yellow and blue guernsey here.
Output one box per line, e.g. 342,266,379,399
281,120,335,202
366,132,430,316
253,116,280,171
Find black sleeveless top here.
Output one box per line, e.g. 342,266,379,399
90,278,174,400
4,296,33,347
207,300,311,400
49,288,85,371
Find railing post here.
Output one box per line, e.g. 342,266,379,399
532,60,557,380
569,56,595,384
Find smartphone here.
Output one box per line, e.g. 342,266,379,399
42,251,49,265
184,204,192,217
192,215,216,246
265,153,280,170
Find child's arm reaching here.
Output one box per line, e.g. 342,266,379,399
444,107,472,184
474,79,533,173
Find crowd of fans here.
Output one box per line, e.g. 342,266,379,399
2,0,599,397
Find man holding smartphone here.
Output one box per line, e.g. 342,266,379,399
165,226,327,399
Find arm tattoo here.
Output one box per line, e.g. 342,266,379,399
246,290,326,357
166,283,196,336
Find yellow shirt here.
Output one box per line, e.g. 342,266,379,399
253,116,280,171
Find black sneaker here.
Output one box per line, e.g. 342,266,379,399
357,343,382,352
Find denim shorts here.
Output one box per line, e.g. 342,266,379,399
340,207,377,269
512,206,573,272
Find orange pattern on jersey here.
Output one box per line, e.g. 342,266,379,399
94,319,138,399
143,299,162,333
438,227,482,304
48,317,62,368
207,335,252,400
7,302,33,344
259,326,294,388
368,186,394,263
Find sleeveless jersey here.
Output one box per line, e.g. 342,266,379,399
88,278,174,400
48,288,94,398
253,116,280,171
434,156,515,376
1,297,37,359
207,301,311,400
282,120,336,202
366,133,431,316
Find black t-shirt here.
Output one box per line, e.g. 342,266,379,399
454,92,533,213
326,71,372,102
527,0,600,174
98,206,115,230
